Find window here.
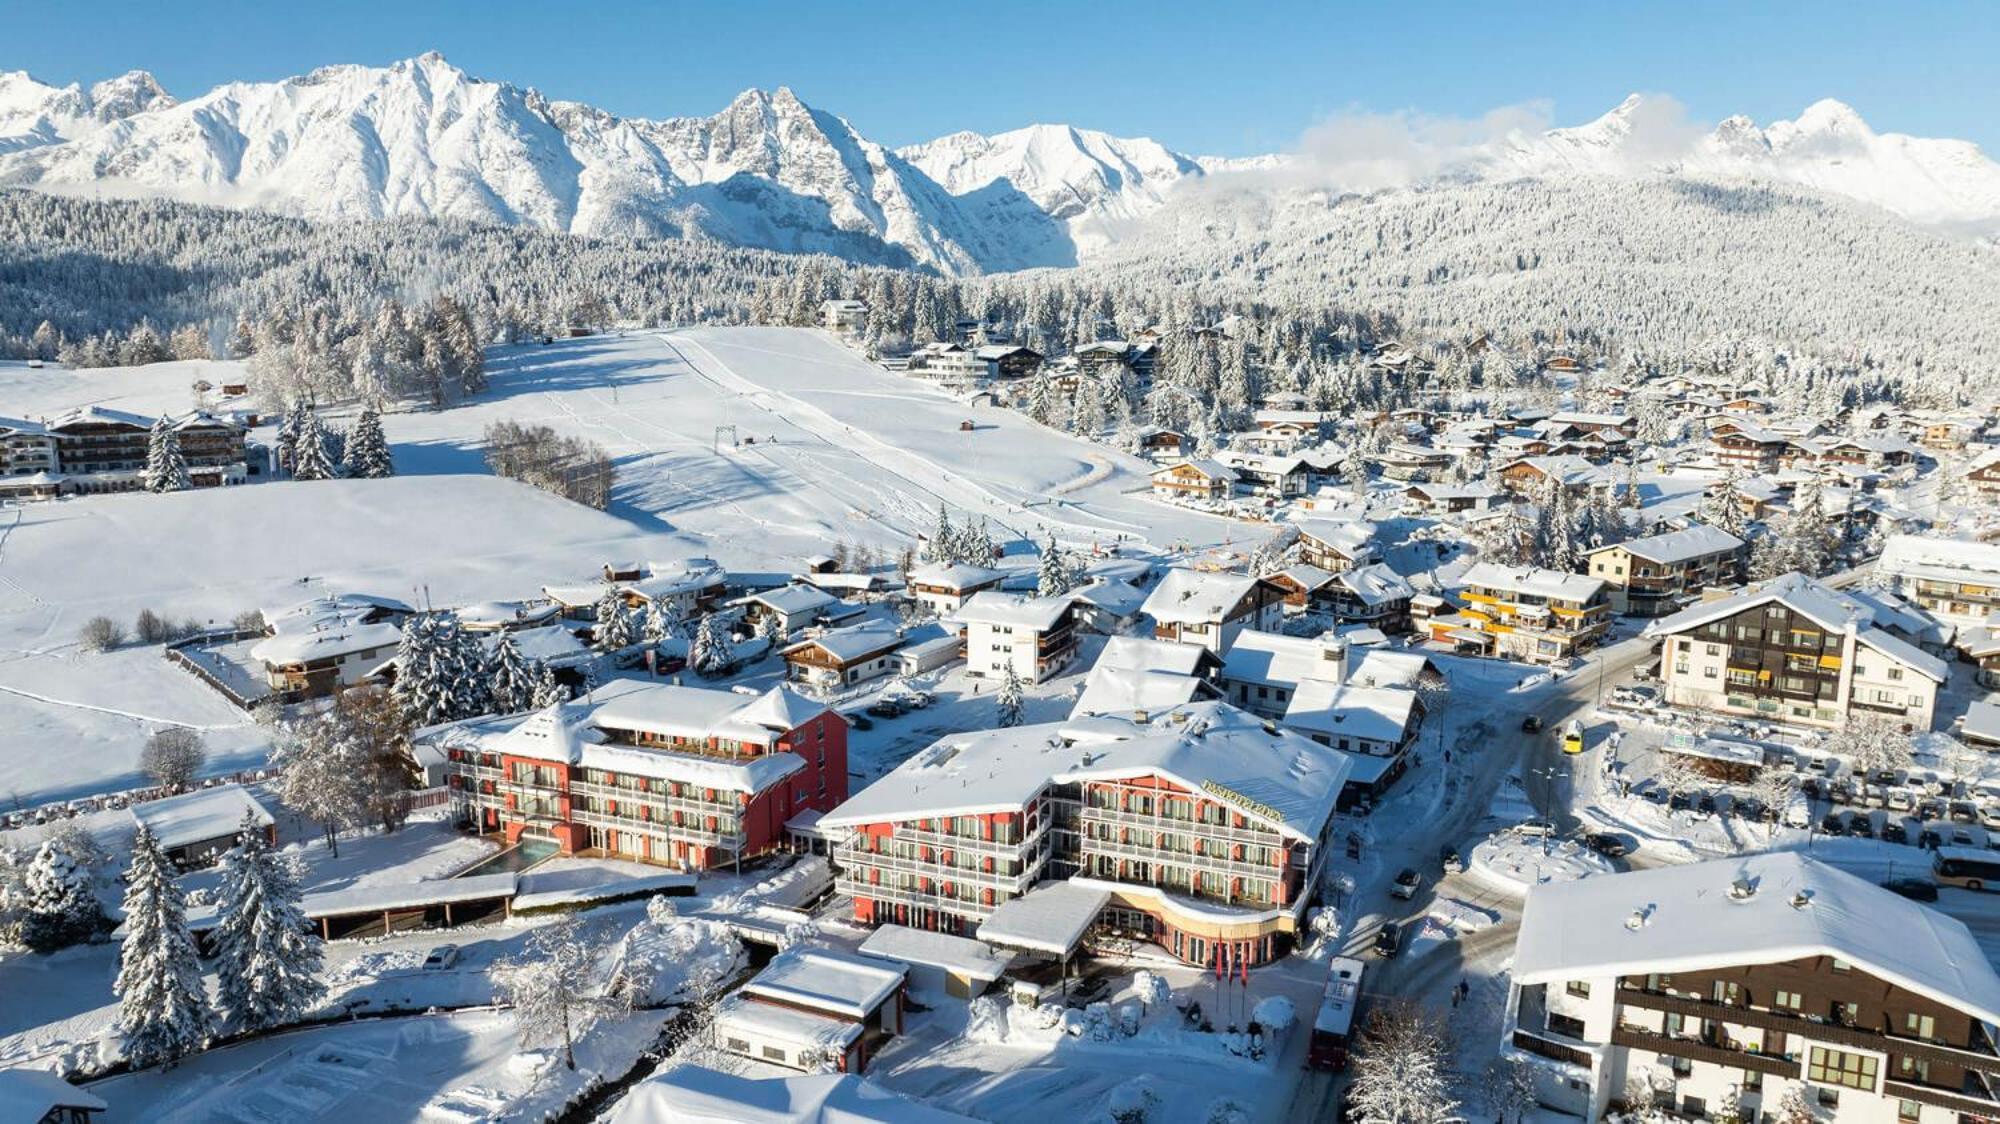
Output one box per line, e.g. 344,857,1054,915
1566,981,1591,999
726,1037,750,1052
1773,990,1803,1011
1888,667,1904,681
1741,1069,1762,1091
1831,958,1851,973
1711,981,1740,1006
1896,1055,1928,1083
1897,1099,1922,1123
1833,1001,1860,1026
762,1045,787,1061
1903,1012,1935,1040
1704,666,1719,679
1807,1046,1878,1091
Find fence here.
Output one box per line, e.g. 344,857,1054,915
163,625,284,711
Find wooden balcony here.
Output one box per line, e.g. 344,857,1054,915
1616,985,2000,1071
1609,1024,1798,1079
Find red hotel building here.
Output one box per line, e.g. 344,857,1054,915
430,681,847,871
819,702,1353,968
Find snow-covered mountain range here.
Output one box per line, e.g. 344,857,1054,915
3,54,1997,274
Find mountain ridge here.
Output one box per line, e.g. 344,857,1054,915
3,54,1997,273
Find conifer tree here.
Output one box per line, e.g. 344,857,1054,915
213,811,324,1033
995,665,1026,728
642,596,681,645
143,416,192,493
923,504,954,564
689,613,736,676
20,838,105,952
1036,536,1074,597
343,404,393,478
530,662,571,708
115,827,210,1068
290,407,337,481
488,632,539,714
593,589,635,652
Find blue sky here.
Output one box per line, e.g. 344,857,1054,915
6,0,1998,155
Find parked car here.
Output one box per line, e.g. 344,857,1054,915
1514,819,1557,839
1520,715,1543,733
1919,827,1945,850
1373,922,1402,958
1950,801,1980,824
1696,792,1719,815
422,945,460,971
1439,845,1464,875
1583,833,1629,858
842,711,874,731
1391,868,1423,900
1880,877,1940,903
866,700,906,719
1885,789,1916,813
1846,814,1876,839
899,689,935,710
1819,814,1846,836
1881,822,1910,845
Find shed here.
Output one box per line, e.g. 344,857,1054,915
859,924,1013,999
128,784,276,870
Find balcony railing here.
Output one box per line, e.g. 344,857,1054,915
1616,985,2000,1070
1511,1028,1594,1068
1079,834,1284,882
1080,805,1284,848
570,806,745,849
1883,1078,2000,1114
834,844,1044,893
884,818,1046,857
569,778,743,817
1609,1024,1799,1079
834,876,1004,918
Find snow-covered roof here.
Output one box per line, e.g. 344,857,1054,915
1140,569,1259,625
129,784,274,850
1965,699,2000,745
246,618,404,666
1337,562,1414,607
1292,518,1376,558
858,925,1012,983
1314,957,1366,1038
744,947,907,1020
455,599,562,629
1221,630,1349,690
481,623,590,667
1152,457,1233,482
743,584,840,616
262,592,412,634
1879,534,2000,584
0,415,48,436
306,871,520,917
1066,577,1145,617
1457,562,1605,605
955,590,1070,631
714,993,865,1052
906,561,1004,591
1514,852,2000,1026
1270,563,1335,592
611,1066,979,1124
977,880,1112,956
1348,649,1433,690
783,624,905,664
1642,572,1949,683
0,1068,107,1116
1071,636,1217,718
1282,681,1417,745
491,702,605,763
46,404,152,431
1545,411,1633,428
1589,524,1743,564
823,702,1351,843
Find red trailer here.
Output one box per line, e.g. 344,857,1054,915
1307,956,1366,1071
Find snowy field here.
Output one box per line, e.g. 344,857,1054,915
0,476,690,803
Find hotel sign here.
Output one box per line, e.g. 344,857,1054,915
1201,780,1284,826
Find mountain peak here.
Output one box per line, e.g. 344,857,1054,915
1794,98,1868,134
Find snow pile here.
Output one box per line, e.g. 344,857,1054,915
1106,1076,1160,1124
614,909,744,1008
1251,995,1295,1033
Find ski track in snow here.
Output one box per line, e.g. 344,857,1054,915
0,680,247,732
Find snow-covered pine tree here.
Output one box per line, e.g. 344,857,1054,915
274,399,306,475
995,665,1026,728
689,613,736,676
641,596,681,645
923,503,954,564
488,632,539,714
143,416,192,493
392,612,486,726
1747,523,1793,582
1035,537,1072,597
593,589,635,652
530,662,571,708
1786,480,1837,577
115,826,210,1068
213,810,324,1033
343,404,393,478
20,837,105,952
961,519,995,567
1026,372,1060,426
290,407,337,481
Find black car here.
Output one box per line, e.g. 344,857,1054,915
1733,797,1767,823
1881,822,1909,845
1820,814,1846,836
1847,815,1876,839
1521,716,1544,733
1669,791,1694,812
1919,828,1945,850
1373,922,1402,958
865,700,905,719
1439,845,1464,874
1696,792,1719,815
1880,877,1940,902
1583,833,1629,858
842,711,874,731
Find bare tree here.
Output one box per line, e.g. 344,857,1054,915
1825,713,1915,778
78,616,125,652
141,727,207,795
493,917,635,1070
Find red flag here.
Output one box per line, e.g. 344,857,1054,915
1240,948,1249,986
1213,943,1222,981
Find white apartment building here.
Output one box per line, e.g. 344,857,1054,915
955,591,1077,684
1644,573,1948,732
1508,852,2000,1123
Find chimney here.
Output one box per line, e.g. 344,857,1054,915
1319,637,1349,685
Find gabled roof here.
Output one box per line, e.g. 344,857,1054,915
46,404,152,431
1283,681,1418,744
1336,562,1415,607
1586,524,1743,565
1457,562,1604,604
1291,518,1377,557
130,784,274,850
0,1068,108,1116
907,561,1004,591
1221,630,1349,690
1514,852,2000,1026
955,590,1071,631
1152,457,1233,482
1141,569,1262,625
782,624,904,664
1643,572,1949,682
610,1066,978,1124
743,947,907,1020
823,702,1351,842
0,415,48,436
